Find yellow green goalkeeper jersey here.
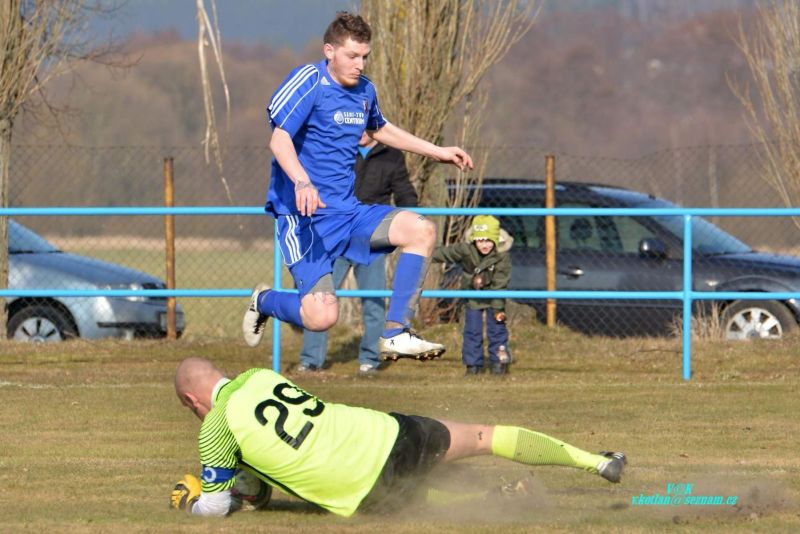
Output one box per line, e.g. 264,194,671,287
197,368,399,517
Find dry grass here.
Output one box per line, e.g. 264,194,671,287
669,303,727,340
1,323,799,533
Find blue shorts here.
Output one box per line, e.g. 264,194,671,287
276,204,396,297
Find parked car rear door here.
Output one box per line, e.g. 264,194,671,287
499,197,685,336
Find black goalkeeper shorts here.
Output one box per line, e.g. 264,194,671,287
358,412,451,513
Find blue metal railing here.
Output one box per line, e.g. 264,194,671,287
3,206,800,380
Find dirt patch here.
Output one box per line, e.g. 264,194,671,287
632,476,795,526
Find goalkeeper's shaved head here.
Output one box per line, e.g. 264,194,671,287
175,357,225,419
175,357,222,394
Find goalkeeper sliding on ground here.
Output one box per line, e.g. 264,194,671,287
169,357,626,517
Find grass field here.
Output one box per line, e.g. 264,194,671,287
1,319,798,533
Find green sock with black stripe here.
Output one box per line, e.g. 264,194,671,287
491,425,605,474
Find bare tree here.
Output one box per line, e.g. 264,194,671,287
361,1,539,204
0,1,119,330
731,0,800,229
194,0,234,207
360,0,541,321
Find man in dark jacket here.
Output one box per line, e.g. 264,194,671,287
299,132,418,375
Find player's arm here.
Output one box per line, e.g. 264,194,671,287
170,473,233,516
191,490,234,516
431,243,468,264
270,127,326,216
370,122,473,171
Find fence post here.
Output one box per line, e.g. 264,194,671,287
682,214,692,380
545,155,557,327
163,157,177,339
272,224,282,372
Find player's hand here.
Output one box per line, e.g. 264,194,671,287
494,311,506,323
436,146,474,171
170,474,202,511
295,180,326,216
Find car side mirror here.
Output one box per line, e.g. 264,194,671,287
639,237,667,260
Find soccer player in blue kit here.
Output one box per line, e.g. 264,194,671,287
243,12,473,361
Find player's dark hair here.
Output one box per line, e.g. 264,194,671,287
324,11,371,46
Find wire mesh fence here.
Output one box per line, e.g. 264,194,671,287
6,143,800,342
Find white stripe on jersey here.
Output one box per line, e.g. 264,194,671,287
278,80,320,130
284,215,301,264
269,64,315,114
269,65,318,119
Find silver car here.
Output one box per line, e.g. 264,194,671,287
6,219,185,342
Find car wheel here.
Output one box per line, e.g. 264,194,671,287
7,305,77,343
722,300,798,340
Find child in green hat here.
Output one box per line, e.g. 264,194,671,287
432,215,513,375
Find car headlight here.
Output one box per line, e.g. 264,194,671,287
104,283,149,302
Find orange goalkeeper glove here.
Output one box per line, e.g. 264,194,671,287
170,474,201,511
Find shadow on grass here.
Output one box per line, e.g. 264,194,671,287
326,335,362,365
286,331,395,373
253,498,327,515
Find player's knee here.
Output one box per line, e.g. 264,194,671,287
301,311,329,331
301,294,339,331
416,217,437,249
305,314,337,331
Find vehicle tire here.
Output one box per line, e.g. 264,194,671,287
7,304,77,343
721,300,798,340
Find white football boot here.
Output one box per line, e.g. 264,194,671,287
242,283,270,347
379,329,446,361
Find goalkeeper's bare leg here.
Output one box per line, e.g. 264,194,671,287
439,420,626,483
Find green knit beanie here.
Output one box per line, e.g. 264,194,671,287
469,215,500,246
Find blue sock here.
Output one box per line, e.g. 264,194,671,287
257,290,303,327
382,327,404,339
384,252,426,337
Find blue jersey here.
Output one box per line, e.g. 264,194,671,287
266,59,387,216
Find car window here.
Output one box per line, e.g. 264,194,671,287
521,216,545,248
632,198,751,255
498,215,542,249
484,189,546,250
611,216,659,253
651,215,751,255
558,203,609,252
466,182,753,258
560,214,600,251
556,205,657,254
499,205,654,254
9,220,59,253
